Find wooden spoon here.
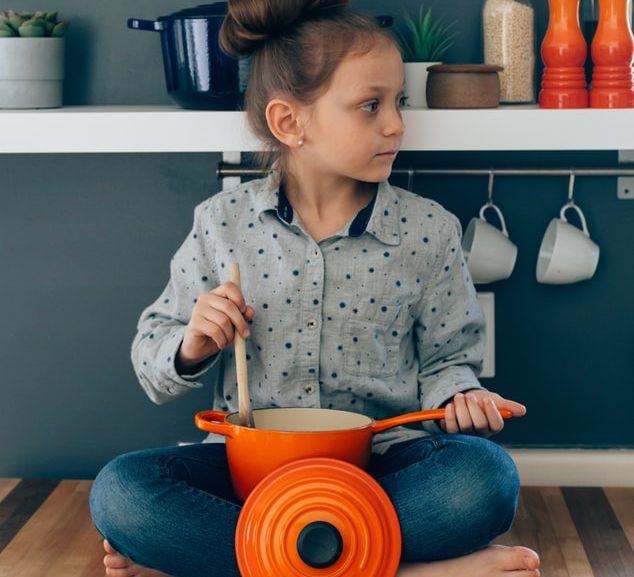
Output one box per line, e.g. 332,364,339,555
229,263,255,428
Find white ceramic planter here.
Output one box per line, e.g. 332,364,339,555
0,38,65,109
404,61,440,109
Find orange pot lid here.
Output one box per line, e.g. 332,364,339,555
236,457,401,577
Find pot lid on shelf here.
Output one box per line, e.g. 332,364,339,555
159,3,228,20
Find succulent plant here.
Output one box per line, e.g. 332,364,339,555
0,10,68,37
394,6,457,62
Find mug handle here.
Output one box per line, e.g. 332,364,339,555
479,203,510,238
560,203,590,236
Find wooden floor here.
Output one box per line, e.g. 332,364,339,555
0,480,632,577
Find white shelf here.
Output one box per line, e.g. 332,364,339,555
1,105,633,153
401,106,634,152
0,106,256,153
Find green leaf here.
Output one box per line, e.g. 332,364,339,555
0,20,17,36
18,21,47,37
396,5,458,62
0,23,17,36
51,21,68,38
421,9,432,40
4,10,25,33
43,19,56,34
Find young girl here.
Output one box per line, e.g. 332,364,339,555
90,1,540,576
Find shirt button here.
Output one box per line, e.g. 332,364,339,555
307,319,317,329
304,384,316,394
313,249,320,258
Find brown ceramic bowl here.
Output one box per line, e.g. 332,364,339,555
426,64,503,109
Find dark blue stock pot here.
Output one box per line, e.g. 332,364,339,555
128,5,392,110
128,3,247,110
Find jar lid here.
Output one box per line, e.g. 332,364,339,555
427,64,504,73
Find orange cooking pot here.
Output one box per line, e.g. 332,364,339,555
195,406,512,502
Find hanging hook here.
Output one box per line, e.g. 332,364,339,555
567,169,576,205
407,166,414,191
487,169,495,206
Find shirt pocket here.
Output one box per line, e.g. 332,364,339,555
343,304,405,379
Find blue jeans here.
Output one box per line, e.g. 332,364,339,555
89,434,519,577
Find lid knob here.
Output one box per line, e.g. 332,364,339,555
296,521,343,569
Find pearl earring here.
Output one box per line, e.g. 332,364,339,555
297,139,304,146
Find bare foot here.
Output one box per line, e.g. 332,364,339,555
102,540,174,577
397,544,540,577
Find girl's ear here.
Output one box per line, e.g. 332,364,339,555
265,98,305,148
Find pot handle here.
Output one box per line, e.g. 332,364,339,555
375,15,394,28
371,408,513,434
127,18,165,32
195,410,235,438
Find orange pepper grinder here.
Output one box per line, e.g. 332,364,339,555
590,0,634,107
540,0,589,108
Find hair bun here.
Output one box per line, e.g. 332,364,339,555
220,0,351,57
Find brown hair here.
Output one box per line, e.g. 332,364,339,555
220,0,397,171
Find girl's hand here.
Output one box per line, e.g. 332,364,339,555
440,390,526,438
177,281,255,371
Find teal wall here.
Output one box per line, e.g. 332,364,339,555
0,1,632,479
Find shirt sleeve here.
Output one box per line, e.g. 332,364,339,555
131,202,221,405
415,212,487,422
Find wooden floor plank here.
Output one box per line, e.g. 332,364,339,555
499,487,574,577
0,479,59,555
562,487,634,577
0,480,20,504
604,487,634,551
0,480,103,577
494,487,595,577
539,487,595,577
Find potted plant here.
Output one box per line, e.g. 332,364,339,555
394,6,457,108
0,10,69,108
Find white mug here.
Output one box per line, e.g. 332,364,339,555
536,203,600,284
462,203,518,284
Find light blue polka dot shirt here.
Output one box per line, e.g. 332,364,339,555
132,174,486,452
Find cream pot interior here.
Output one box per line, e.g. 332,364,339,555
226,408,373,432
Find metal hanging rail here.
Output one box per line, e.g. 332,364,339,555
216,162,634,180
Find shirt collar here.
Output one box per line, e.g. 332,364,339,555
276,186,376,237
252,170,284,217
255,174,402,246
364,181,402,246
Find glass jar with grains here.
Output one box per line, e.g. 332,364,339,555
482,0,535,103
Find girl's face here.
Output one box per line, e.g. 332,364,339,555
298,38,406,184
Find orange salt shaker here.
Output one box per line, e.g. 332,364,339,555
590,0,634,108
540,0,589,108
